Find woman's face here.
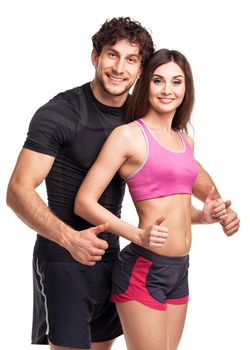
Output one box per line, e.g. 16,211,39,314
148,61,186,115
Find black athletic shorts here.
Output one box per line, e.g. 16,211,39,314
32,254,122,348
111,243,189,310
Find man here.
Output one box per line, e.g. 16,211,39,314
6,17,239,350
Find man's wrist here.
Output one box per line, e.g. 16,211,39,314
58,221,75,250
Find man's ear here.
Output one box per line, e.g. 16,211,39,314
91,48,98,68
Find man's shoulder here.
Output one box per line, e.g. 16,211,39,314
34,83,90,121
52,83,87,104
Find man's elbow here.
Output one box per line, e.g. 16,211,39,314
6,180,18,209
6,178,32,210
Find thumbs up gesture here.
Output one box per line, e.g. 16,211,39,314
65,222,110,265
201,186,228,224
139,215,168,248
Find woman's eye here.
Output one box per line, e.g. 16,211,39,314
172,80,182,86
153,79,163,85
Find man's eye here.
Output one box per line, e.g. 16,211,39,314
128,57,136,64
108,52,116,59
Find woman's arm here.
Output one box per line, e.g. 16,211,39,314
74,125,168,248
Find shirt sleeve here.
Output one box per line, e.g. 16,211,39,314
23,98,78,157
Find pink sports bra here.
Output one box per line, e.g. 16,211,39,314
126,119,198,202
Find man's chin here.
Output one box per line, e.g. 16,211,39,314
104,85,130,97
105,87,128,96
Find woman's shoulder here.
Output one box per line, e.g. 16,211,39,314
180,131,194,148
111,120,142,140
104,121,143,156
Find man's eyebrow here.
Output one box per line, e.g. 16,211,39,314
106,48,118,53
105,48,140,57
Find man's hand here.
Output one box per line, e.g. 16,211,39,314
64,223,109,265
139,216,168,248
201,187,228,224
201,187,240,236
220,204,240,236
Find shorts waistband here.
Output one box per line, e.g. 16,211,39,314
34,235,119,262
129,243,189,265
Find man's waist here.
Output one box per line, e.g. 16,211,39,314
33,234,120,262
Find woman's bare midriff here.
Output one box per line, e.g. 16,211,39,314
135,194,192,257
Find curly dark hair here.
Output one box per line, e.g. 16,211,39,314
92,17,154,67
126,49,195,132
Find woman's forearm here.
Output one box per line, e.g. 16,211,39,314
74,198,143,244
191,206,204,224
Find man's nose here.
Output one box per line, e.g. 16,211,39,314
112,59,125,74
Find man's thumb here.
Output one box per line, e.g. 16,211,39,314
154,215,166,226
224,200,232,209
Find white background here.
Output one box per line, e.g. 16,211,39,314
1,0,249,349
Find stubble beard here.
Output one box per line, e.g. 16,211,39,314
98,75,133,97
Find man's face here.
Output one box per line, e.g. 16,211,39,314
92,39,142,97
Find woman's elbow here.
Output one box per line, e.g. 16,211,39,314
74,198,83,217
74,196,92,218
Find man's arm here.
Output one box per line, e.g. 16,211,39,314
192,187,227,224
6,148,108,265
192,162,240,235
193,162,220,200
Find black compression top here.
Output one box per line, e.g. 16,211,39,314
24,82,127,260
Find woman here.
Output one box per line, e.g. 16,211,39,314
74,49,227,350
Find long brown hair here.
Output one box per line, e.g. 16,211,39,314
126,49,195,132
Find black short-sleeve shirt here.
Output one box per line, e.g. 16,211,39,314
24,83,126,260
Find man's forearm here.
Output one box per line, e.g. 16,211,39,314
6,182,75,249
193,162,220,202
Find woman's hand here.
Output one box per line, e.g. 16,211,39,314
139,216,168,248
